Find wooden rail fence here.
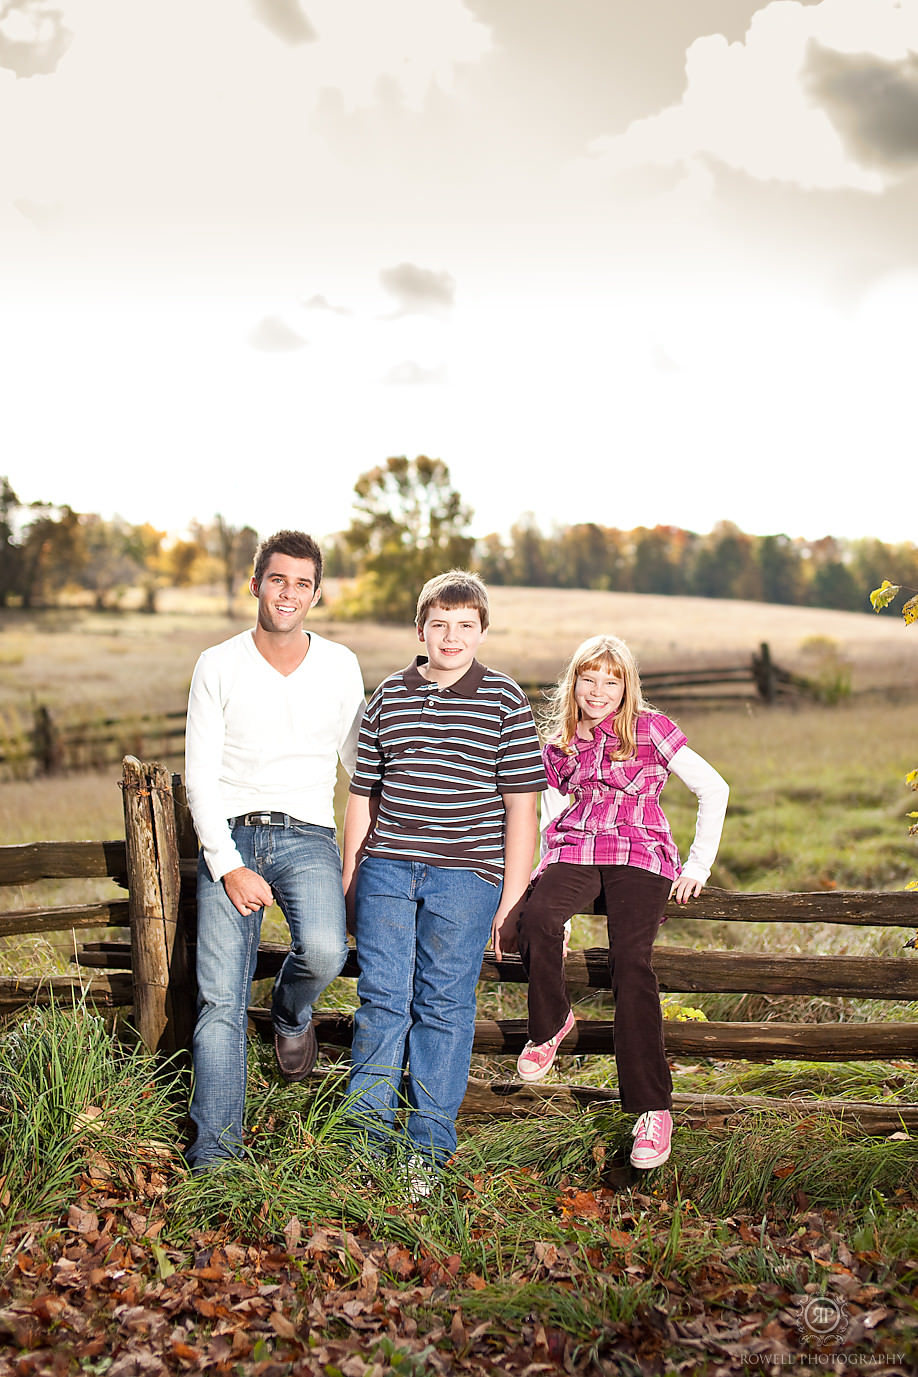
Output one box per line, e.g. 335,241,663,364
0,644,811,779
1,757,917,1132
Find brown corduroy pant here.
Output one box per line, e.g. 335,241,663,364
516,861,673,1113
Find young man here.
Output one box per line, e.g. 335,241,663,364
184,530,365,1170
343,570,546,1189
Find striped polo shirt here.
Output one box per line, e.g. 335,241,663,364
350,658,547,884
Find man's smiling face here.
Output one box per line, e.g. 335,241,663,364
251,553,320,636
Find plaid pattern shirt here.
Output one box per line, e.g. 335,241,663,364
536,710,687,881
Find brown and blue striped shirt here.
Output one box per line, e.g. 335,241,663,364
349,658,547,884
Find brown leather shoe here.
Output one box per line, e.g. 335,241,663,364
274,1022,317,1082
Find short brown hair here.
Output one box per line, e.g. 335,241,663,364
415,569,490,631
253,530,323,587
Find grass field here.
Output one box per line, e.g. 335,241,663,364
1,585,916,928
1,580,916,718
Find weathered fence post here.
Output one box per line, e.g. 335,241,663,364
752,641,776,703
32,704,63,774
121,756,195,1055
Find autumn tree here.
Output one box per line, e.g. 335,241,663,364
757,533,802,606
692,521,761,601
18,503,86,607
342,456,474,622
475,531,511,585
190,517,259,616
122,522,167,612
77,515,147,610
556,523,627,591
505,513,551,588
0,477,19,607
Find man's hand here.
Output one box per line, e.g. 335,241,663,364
670,874,704,905
223,866,274,917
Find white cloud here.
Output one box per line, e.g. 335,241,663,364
381,359,448,385
248,316,308,351
304,293,352,315
379,262,456,316
303,0,491,111
251,0,316,47
584,0,918,194
0,0,72,79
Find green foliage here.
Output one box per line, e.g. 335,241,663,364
797,635,852,703
870,580,918,920
340,455,474,622
0,1001,185,1223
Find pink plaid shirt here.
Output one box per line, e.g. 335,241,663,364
536,710,687,881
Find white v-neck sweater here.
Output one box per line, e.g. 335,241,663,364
185,629,366,881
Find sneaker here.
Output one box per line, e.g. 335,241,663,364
402,1153,439,1203
516,1009,576,1083
630,1110,673,1169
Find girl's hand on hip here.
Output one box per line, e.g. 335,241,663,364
670,874,704,904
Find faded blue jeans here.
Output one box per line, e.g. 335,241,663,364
188,821,348,1169
348,857,500,1167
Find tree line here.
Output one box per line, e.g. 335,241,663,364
323,457,915,622
2,461,914,622
0,477,257,614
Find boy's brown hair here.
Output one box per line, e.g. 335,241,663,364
415,569,490,631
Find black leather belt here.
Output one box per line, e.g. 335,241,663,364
228,812,308,827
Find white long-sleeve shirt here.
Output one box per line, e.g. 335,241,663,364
185,629,366,881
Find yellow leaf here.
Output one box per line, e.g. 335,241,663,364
870,580,900,611
904,594,918,626
151,1243,176,1280
906,770,918,789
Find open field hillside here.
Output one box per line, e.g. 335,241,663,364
1,583,915,719
1,584,917,905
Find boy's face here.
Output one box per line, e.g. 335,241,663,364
417,602,486,679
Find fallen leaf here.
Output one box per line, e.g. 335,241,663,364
283,1215,302,1252
68,1204,100,1236
269,1309,298,1339
450,1307,467,1351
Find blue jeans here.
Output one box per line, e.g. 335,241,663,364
188,822,348,1168
348,857,500,1167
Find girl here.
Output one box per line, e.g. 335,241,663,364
495,635,728,1170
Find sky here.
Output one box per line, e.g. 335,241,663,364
2,0,918,548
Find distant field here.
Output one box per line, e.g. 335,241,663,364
1,583,916,904
0,582,914,718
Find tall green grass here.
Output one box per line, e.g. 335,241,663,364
0,999,185,1225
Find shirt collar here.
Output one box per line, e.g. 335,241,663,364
574,714,619,748
403,656,487,697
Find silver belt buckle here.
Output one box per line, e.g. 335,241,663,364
251,811,273,825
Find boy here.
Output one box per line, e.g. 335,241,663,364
342,570,546,1191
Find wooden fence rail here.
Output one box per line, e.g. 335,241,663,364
1,757,917,1131
0,644,812,778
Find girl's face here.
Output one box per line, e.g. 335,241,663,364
574,663,625,726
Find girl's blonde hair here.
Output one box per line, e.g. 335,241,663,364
542,634,648,758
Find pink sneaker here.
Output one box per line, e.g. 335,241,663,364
516,1009,576,1082
630,1110,673,1169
